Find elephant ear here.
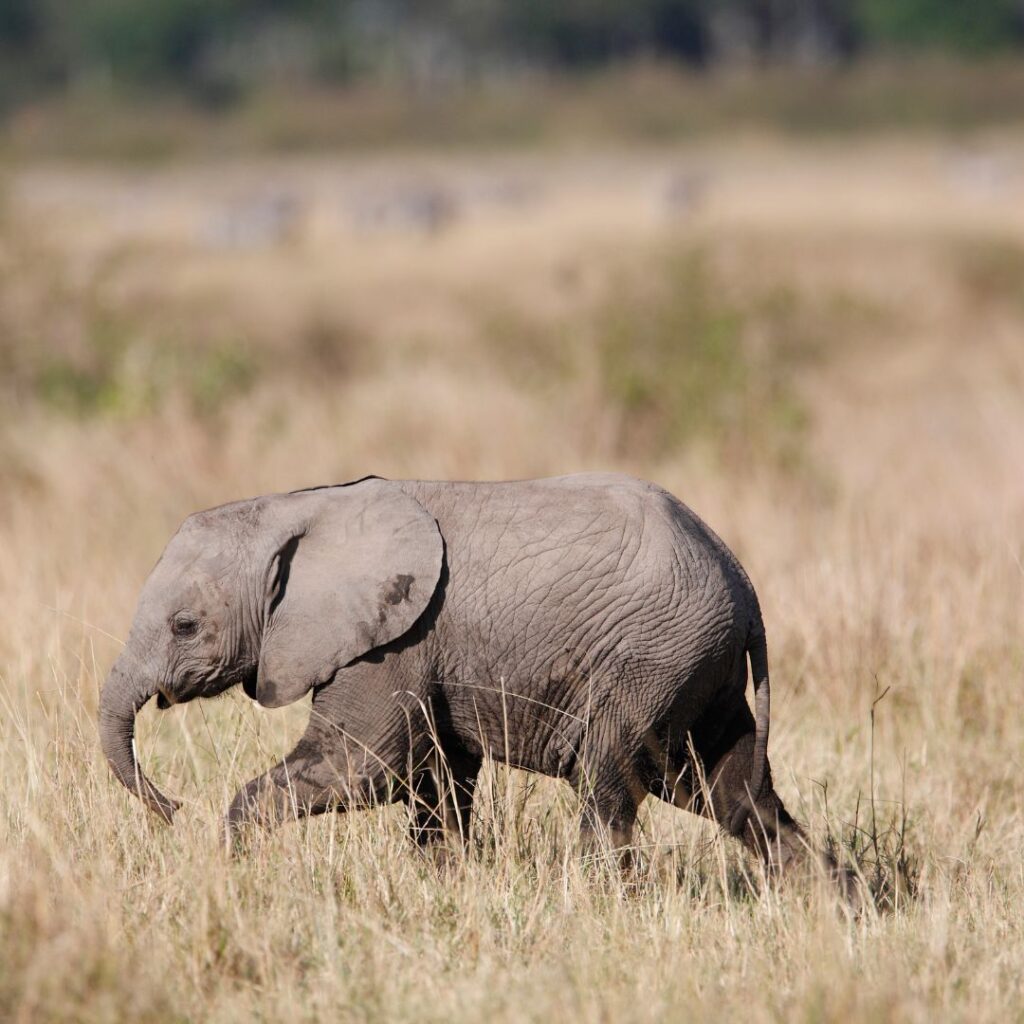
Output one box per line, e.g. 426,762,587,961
256,480,443,708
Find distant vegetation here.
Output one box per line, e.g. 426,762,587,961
7,59,1024,161
2,1,1024,115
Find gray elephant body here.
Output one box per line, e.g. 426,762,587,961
407,475,749,774
101,473,800,867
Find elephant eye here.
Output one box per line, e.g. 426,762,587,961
172,615,199,638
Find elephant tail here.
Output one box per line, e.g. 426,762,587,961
730,616,770,837
746,620,770,807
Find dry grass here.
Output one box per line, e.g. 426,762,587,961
2,134,1024,1022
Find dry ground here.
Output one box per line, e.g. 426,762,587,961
1,134,1024,1022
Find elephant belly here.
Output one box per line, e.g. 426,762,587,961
434,598,747,779
440,642,691,779
442,662,595,777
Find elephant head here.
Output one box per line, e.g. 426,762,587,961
98,479,443,822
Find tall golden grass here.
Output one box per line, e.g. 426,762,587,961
1,136,1023,1021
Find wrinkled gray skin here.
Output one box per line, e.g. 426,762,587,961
99,473,814,874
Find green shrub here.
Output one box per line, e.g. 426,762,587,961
594,248,816,464
34,319,259,419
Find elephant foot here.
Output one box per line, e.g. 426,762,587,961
222,781,276,856
414,838,471,875
749,820,865,915
578,798,638,874
223,816,265,858
785,845,865,916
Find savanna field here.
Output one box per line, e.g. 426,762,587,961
2,124,1024,1022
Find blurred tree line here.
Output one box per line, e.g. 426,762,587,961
2,0,1023,108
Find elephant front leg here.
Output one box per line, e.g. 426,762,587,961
407,748,481,854
224,737,398,845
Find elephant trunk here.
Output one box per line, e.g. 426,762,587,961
98,656,180,824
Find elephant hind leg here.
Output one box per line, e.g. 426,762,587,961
698,731,805,873
655,721,860,906
573,753,645,867
652,701,806,874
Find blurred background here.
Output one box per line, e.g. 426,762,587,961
2,0,1023,481
2,4,1024,1019
4,0,1024,151
2,0,1023,556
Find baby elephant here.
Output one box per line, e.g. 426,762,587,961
100,473,811,873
